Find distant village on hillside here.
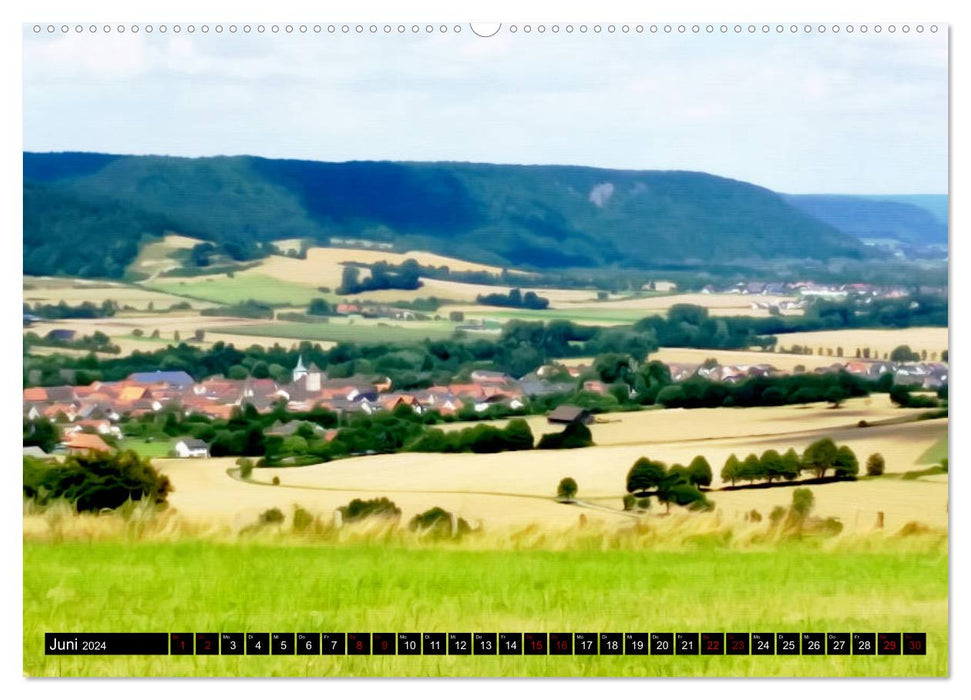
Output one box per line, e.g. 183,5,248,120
23,348,948,459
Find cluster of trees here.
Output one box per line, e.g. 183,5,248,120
633,304,776,350
24,330,120,354
23,416,60,453
476,288,550,310
307,298,335,316
23,450,171,512
407,418,534,454
625,456,713,511
628,298,947,354
338,497,401,523
199,300,274,319
654,371,872,409
408,506,471,538
337,263,422,295
536,421,594,449
720,438,860,486
890,385,943,409
24,300,118,319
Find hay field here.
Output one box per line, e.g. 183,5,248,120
154,393,947,534
441,396,929,446
552,292,799,317
23,276,207,311
651,347,853,372
279,246,522,276
772,327,948,358
127,234,200,278
24,315,276,354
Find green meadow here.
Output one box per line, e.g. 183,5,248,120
466,307,659,325
147,275,320,306
24,539,947,677
214,320,459,344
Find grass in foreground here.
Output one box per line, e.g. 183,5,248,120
24,524,947,677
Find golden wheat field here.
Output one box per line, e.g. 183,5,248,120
772,328,949,358
25,314,278,353
554,292,798,315
23,276,208,310
650,347,855,371
149,395,947,535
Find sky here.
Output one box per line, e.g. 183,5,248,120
22,25,948,194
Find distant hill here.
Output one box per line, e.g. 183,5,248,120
861,194,948,224
24,152,871,278
785,194,948,248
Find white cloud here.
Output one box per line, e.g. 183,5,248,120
22,27,947,193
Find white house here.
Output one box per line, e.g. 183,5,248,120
174,438,210,458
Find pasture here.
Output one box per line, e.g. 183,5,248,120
147,273,322,306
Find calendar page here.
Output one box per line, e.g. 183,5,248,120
22,17,948,678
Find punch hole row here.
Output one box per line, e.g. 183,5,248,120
31,23,940,36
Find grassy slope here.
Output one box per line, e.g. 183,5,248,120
24,540,946,677
916,436,948,465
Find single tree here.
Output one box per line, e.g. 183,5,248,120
833,445,859,478
687,455,713,488
802,437,838,478
557,477,579,502
721,453,741,487
626,457,667,495
866,453,885,477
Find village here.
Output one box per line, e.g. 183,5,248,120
22,349,948,460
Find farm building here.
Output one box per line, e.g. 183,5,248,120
64,433,113,456
174,438,210,458
546,405,593,425
127,370,196,388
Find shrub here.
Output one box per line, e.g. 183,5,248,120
292,505,314,531
339,497,401,523
237,457,255,479
23,450,171,513
556,477,578,501
622,494,636,511
866,453,885,477
271,476,280,486
791,488,815,520
537,421,594,450
259,507,284,525
408,506,470,538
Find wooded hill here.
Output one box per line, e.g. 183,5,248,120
25,151,873,278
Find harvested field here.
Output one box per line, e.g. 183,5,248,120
23,276,209,311
153,393,947,535
772,327,948,358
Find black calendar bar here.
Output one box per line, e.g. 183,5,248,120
43,632,927,656
45,633,169,655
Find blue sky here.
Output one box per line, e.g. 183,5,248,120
22,26,948,194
